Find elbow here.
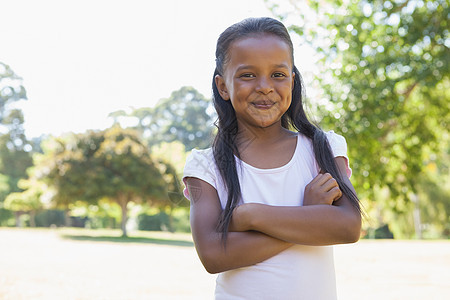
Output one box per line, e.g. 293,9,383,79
205,265,221,274
197,248,224,274
345,228,361,244
340,213,362,244
202,259,221,274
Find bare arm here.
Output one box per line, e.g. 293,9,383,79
186,177,292,274
230,157,362,246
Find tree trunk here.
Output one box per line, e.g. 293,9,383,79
119,195,128,237
29,210,36,227
168,205,175,233
64,209,72,227
412,193,422,239
15,211,22,227
109,217,115,229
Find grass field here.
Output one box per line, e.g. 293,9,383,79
0,228,449,299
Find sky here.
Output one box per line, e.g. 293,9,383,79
1,0,313,138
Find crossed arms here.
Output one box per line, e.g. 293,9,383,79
185,157,361,274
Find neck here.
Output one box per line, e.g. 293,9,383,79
235,120,292,151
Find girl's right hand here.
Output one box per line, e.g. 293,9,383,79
228,203,251,232
303,173,342,206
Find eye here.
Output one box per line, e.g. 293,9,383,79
241,73,255,78
239,73,255,78
272,72,287,78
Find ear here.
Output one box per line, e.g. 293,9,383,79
291,71,295,90
215,74,230,100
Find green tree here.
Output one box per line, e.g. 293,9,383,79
38,126,168,236
0,62,27,120
110,86,216,151
0,62,33,202
270,0,449,238
4,177,45,227
151,141,190,231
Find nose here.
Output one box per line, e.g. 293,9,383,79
256,76,273,95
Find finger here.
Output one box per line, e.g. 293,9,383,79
328,186,342,201
322,177,339,192
309,173,324,185
316,173,333,186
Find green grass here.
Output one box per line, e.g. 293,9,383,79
60,227,194,247
2,227,195,247
60,234,194,247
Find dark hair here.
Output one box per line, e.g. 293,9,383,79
212,17,361,243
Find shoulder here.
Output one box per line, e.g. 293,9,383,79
324,130,349,158
185,148,214,166
296,130,348,154
298,130,351,177
324,130,352,178
183,148,217,200
184,147,215,178
325,130,347,150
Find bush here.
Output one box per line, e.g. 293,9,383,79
363,224,395,239
171,210,191,233
374,224,394,239
35,210,66,227
85,216,118,229
137,209,191,233
138,212,170,231
0,208,14,226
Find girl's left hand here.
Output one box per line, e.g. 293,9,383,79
303,172,342,206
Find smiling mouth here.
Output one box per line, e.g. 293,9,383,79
252,101,275,109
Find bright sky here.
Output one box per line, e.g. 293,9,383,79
1,0,313,138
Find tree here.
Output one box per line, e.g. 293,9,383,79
270,0,449,237
38,126,168,236
4,177,45,227
151,141,190,231
0,62,27,121
0,62,33,202
110,86,216,151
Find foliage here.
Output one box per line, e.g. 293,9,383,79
3,175,49,227
371,224,395,239
0,62,33,201
0,207,14,226
415,146,450,237
151,141,188,176
138,208,190,233
138,212,171,231
0,62,27,122
270,0,449,237
36,126,169,236
110,86,216,151
34,209,66,227
0,174,9,202
151,141,189,208
77,201,122,229
4,177,45,211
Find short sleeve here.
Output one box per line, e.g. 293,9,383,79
325,130,352,178
182,149,217,200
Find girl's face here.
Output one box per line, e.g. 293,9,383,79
215,34,294,130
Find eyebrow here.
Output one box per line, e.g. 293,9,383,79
236,63,291,72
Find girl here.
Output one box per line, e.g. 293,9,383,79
183,17,362,299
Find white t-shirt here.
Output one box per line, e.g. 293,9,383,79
183,131,351,300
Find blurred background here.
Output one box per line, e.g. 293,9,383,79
0,0,449,245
